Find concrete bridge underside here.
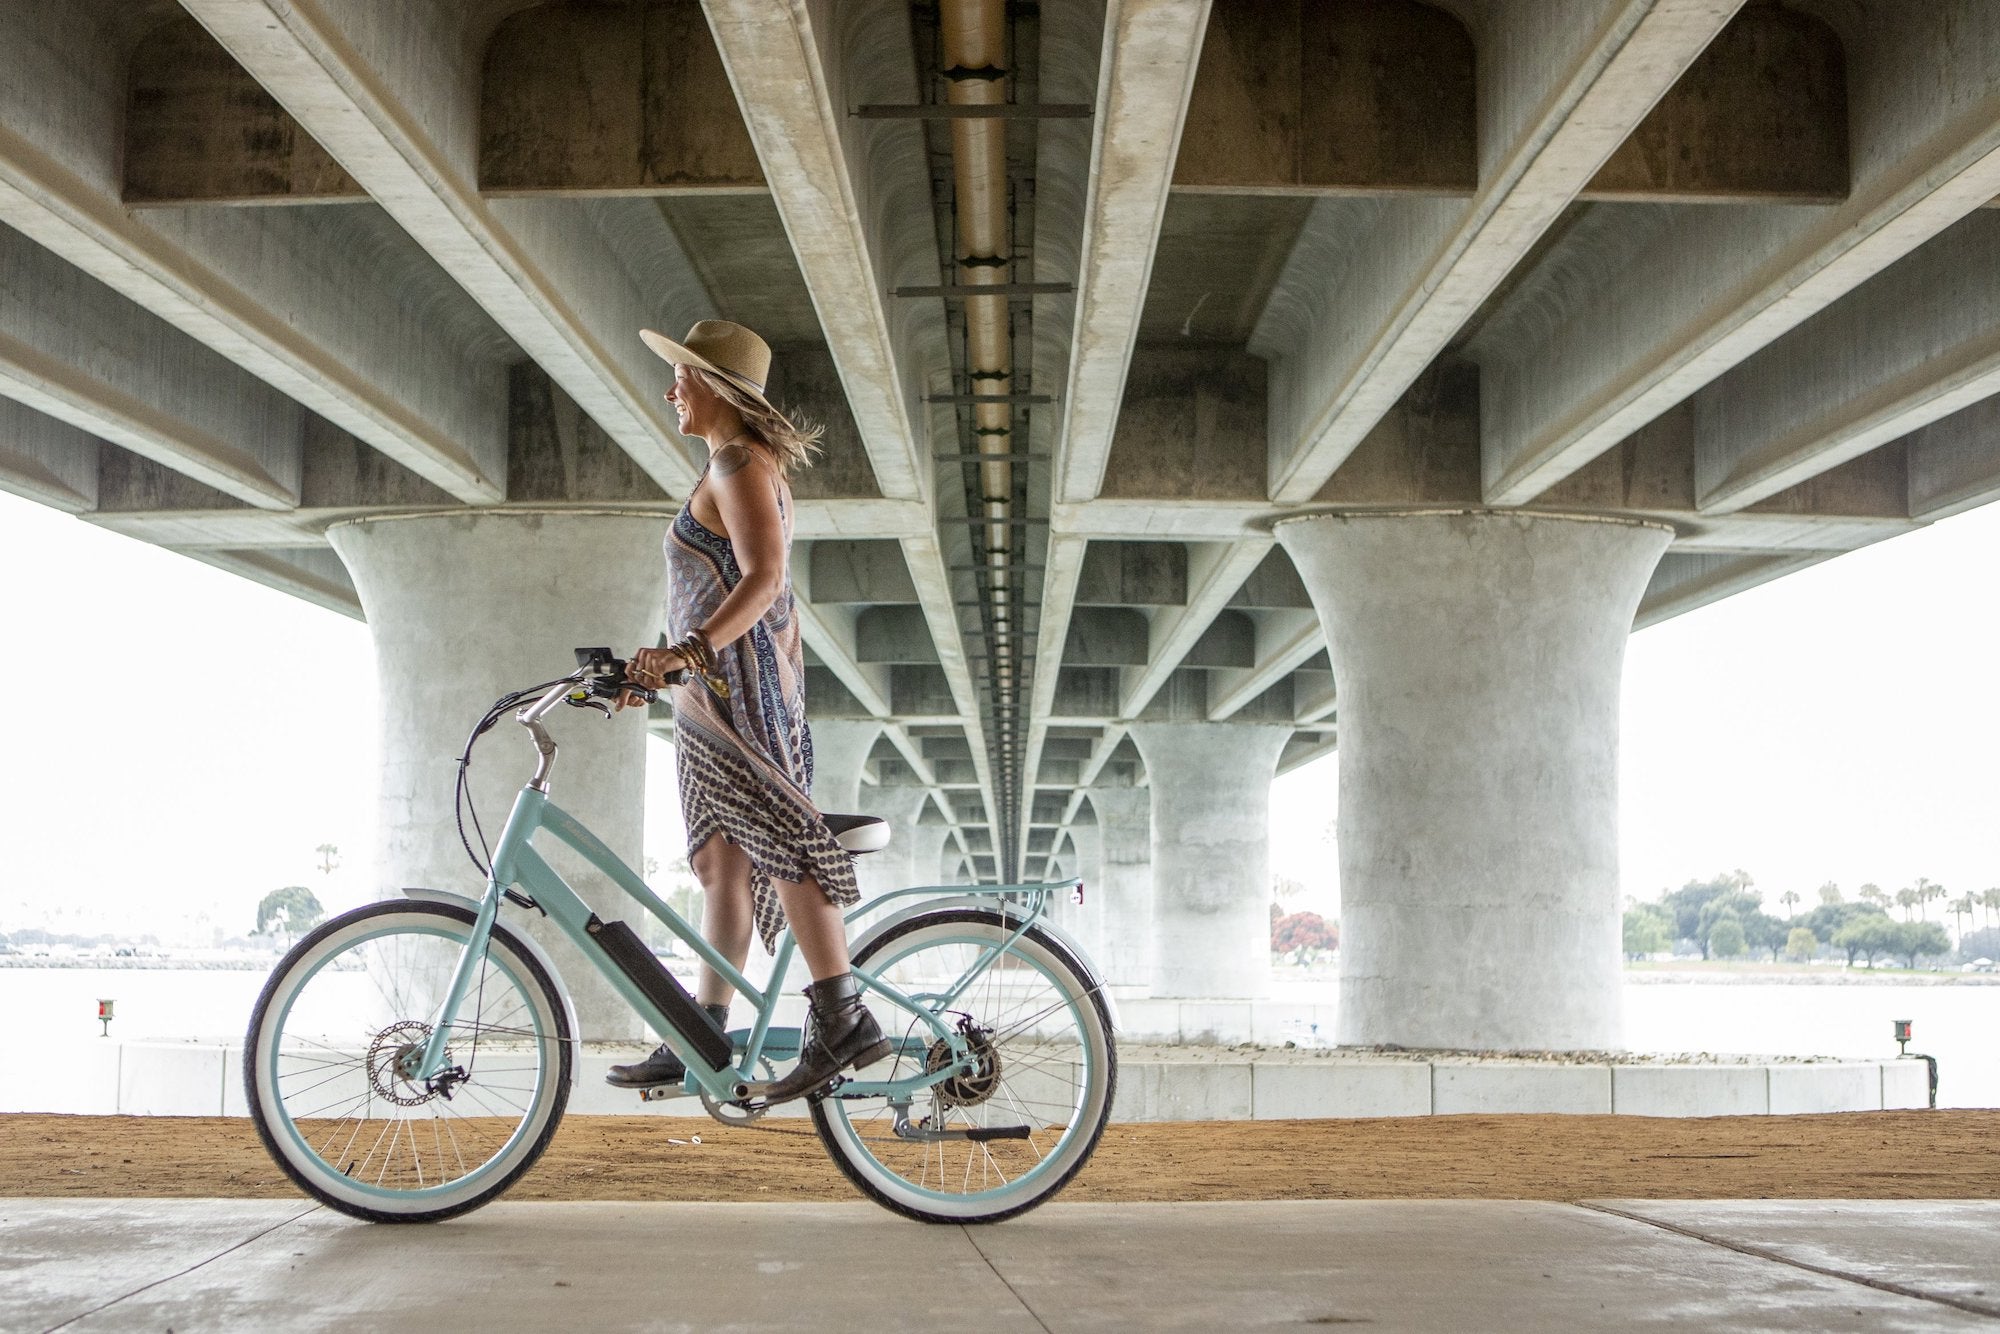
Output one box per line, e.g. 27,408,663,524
6,0,2000,1046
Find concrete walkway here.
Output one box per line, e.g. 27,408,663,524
6,1199,1998,1331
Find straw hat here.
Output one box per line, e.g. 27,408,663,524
640,320,773,411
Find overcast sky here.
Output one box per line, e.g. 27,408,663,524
3,487,1996,940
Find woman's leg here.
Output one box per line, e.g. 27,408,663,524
688,833,755,1007
770,873,853,982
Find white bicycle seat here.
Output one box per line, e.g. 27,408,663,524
822,812,891,854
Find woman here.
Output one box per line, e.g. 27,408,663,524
605,319,888,1103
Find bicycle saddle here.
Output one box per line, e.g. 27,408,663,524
822,813,890,854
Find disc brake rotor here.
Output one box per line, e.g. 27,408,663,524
366,1020,443,1108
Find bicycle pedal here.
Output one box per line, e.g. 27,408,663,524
638,1084,693,1102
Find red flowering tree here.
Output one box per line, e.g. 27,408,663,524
1271,911,1339,964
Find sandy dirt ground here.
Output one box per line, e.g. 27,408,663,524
5,1111,1999,1203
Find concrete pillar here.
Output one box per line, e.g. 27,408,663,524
806,719,879,814
1053,820,1105,965
856,784,931,898
1127,724,1292,1000
1276,511,1671,1051
1082,785,1151,989
908,820,955,889
329,510,669,1040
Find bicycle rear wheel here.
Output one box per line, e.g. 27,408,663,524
812,908,1116,1223
244,899,571,1223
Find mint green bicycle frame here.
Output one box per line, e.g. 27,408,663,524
407,776,1061,1106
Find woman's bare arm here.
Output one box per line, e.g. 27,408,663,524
693,442,789,648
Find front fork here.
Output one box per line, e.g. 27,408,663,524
401,879,506,1087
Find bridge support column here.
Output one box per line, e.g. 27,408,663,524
1276,511,1672,1051
1082,785,1152,989
1128,723,1292,1002
805,720,879,815
909,820,956,888
329,511,669,1041
857,784,931,898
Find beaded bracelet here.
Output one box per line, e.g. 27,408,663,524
669,628,730,700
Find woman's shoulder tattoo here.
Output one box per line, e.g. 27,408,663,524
712,443,756,478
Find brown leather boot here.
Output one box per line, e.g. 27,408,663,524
605,1002,730,1088
759,973,891,1104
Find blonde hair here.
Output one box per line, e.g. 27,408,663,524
688,366,823,477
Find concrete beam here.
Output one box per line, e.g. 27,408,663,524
1276,730,1338,777
120,16,362,206
0,397,97,513
1907,394,2000,520
1634,548,1842,630
1581,2,1846,205
1173,1,1841,206
1693,212,2000,512
1207,609,1322,721
1051,0,1210,506
1118,540,1272,718
0,31,510,507
178,547,361,620
699,0,935,505
479,1,763,197
1261,0,1739,503
1175,0,1474,196
181,0,705,494
0,222,302,508
1482,0,2000,505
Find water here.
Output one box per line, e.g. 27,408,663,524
3,968,1995,1111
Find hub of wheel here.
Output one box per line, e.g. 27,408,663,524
925,1027,1001,1108
368,1020,444,1107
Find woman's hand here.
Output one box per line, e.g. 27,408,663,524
617,646,686,711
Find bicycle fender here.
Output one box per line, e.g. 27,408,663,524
399,887,584,1083
848,896,1120,1032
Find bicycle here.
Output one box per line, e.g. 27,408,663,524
243,648,1117,1224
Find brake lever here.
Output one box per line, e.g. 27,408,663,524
566,695,614,719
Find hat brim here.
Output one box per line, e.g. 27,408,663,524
639,329,773,412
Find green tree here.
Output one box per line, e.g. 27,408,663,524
1742,909,1789,962
1785,926,1818,962
1833,916,1899,968
1623,904,1671,959
1892,920,1951,970
1804,900,1886,956
1664,873,1759,959
1709,913,1747,959
254,886,323,945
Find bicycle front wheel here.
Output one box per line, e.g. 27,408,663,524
812,908,1116,1223
244,899,572,1223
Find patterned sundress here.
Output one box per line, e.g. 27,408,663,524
667,466,859,951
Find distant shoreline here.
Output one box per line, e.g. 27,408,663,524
0,957,276,971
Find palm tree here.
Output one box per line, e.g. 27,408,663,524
1895,887,1919,921
1780,889,1800,919
1859,884,1888,912
1917,877,1945,921
1984,887,2000,934
1817,881,1842,906
1952,892,1978,945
